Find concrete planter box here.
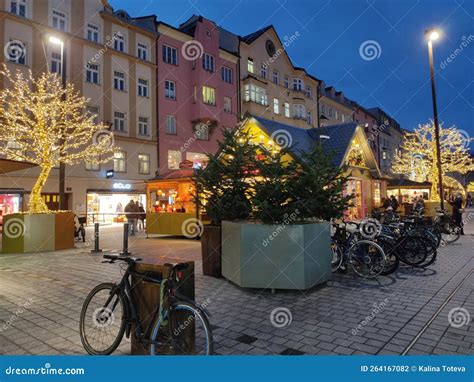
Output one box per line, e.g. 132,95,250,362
222,220,332,290
2,212,74,253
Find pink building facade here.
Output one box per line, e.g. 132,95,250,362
156,16,239,175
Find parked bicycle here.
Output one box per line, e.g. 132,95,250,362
331,221,386,278
79,254,213,355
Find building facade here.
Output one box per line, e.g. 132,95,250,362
238,26,320,129
0,0,158,221
156,15,239,174
318,84,354,127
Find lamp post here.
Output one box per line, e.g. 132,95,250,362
48,36,67,211
425,28,444,210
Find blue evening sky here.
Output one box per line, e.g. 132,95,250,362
113,0,474,144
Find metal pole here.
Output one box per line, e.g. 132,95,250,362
428,40,444,210
59,41,67,210
121,222,130,256
91,222,102,253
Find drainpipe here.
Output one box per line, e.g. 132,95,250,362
156,32,160,173
237,41,242,120
316,85,321,128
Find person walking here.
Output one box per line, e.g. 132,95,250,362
390,195,399,212
124,200,139,236
138,202,146,230
450,193,465,235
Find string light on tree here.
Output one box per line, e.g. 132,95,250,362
0,65,117,213
392,122,473,200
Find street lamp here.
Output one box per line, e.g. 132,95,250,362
425,27,444,210
48,35,67,210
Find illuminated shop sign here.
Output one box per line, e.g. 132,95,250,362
113,183,132,190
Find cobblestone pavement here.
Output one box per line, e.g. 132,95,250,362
0,216,473,356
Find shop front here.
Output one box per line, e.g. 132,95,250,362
86,183,146,225
0,190,23,225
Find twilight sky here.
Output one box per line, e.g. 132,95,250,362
113,0,474,146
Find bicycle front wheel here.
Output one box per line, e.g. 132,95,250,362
149,301,213,355
349,240,386,278
79,282,127,355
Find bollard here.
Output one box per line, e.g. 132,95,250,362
121,222,131,256
91,222,102,253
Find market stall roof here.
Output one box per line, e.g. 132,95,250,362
147,169,195,182
387,178,431,188
0,158,36,174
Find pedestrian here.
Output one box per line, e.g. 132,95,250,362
138,202,146,230
390,195,399,211
449,193,464,235
124,199,139,236
467,193,472,208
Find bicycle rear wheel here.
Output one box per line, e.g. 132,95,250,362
79,282,127,355
348,240,386,278
149,301,213,355
331,242,343,273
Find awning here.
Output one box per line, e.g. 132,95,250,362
0,158,36,174
387,178,431,188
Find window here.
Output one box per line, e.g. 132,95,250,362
293,78,303,91
320,104,326,114
49,52,62,74
113,151,126,172
273,98,279,114
202,86,216,105
342,114,345,123
87,23,100,43
293,104,306,119
244,84,267,106
306,86,312,99
165,80,176,100
113,33,125,52
328,107,333,118
284,103,290,118
195,124,209,141
85,160,100,171
86,63,99,84
165,115,176,135
202,53,215,72
307,111,313,125
114,111,126,132
138,154,150,174
113,71,125,91
284,76,289,88
247,58,254,74
52,9,67,31
163,45,177,65
10,0,27,17
138,116,149,136
273,70,279,84
138,78,149,97
168,150,181,170
137,42,148,61
221,66,233,83
86,106,99,124
7,40,26,65
260,64,267,79
224,97,232,113
186,152,208,168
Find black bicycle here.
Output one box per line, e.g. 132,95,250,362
79,254,213,355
